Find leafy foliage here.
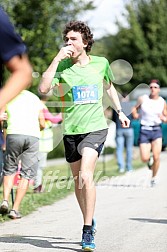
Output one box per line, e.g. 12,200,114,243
93,0,167,93
0,0,95,93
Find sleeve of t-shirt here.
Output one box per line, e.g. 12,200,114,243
0,7,27,63
104,58,115,84
43,108,62,123
51,63,62,88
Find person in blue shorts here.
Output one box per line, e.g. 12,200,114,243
132,80,167,186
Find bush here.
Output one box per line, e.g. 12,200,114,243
47,125,65,159
103,146,115,155
47,140,65,159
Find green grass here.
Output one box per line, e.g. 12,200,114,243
0,154,144,223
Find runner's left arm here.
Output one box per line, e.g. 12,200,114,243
105,82,130,128
159,100,167,122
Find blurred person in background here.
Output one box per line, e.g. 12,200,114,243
0,6,32,109
0,113,7,186
34,95,62,193
113,94,134,173
0,90,45,219
132,79,167,187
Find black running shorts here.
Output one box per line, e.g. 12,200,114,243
63,129,108,163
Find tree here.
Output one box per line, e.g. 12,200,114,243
93,0,167,93
0,0,95,93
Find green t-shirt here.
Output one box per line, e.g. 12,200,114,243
52,55,114,135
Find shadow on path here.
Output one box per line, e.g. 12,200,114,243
130,218,167,224
0,235,81,251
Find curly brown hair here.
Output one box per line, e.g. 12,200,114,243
63,21,94,52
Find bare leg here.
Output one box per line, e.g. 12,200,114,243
3,174,15,201
80,147,97,225
70,147,98,226
139,143,152,163
12,177,29,211
70,159,85,216
151,138,162,178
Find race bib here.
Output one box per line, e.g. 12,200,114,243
72,85,98,104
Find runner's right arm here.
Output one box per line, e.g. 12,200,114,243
132,96,143,119
39,46,74,94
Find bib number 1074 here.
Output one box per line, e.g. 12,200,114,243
72,85,98,104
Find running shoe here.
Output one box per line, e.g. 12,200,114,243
81,218,97,246
147,155,154,170
150,179,156,187
150,177,158,187
119,168,125,173
0,200,9,215
8,209,21,219
92,218,97,236
82,230,96,251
